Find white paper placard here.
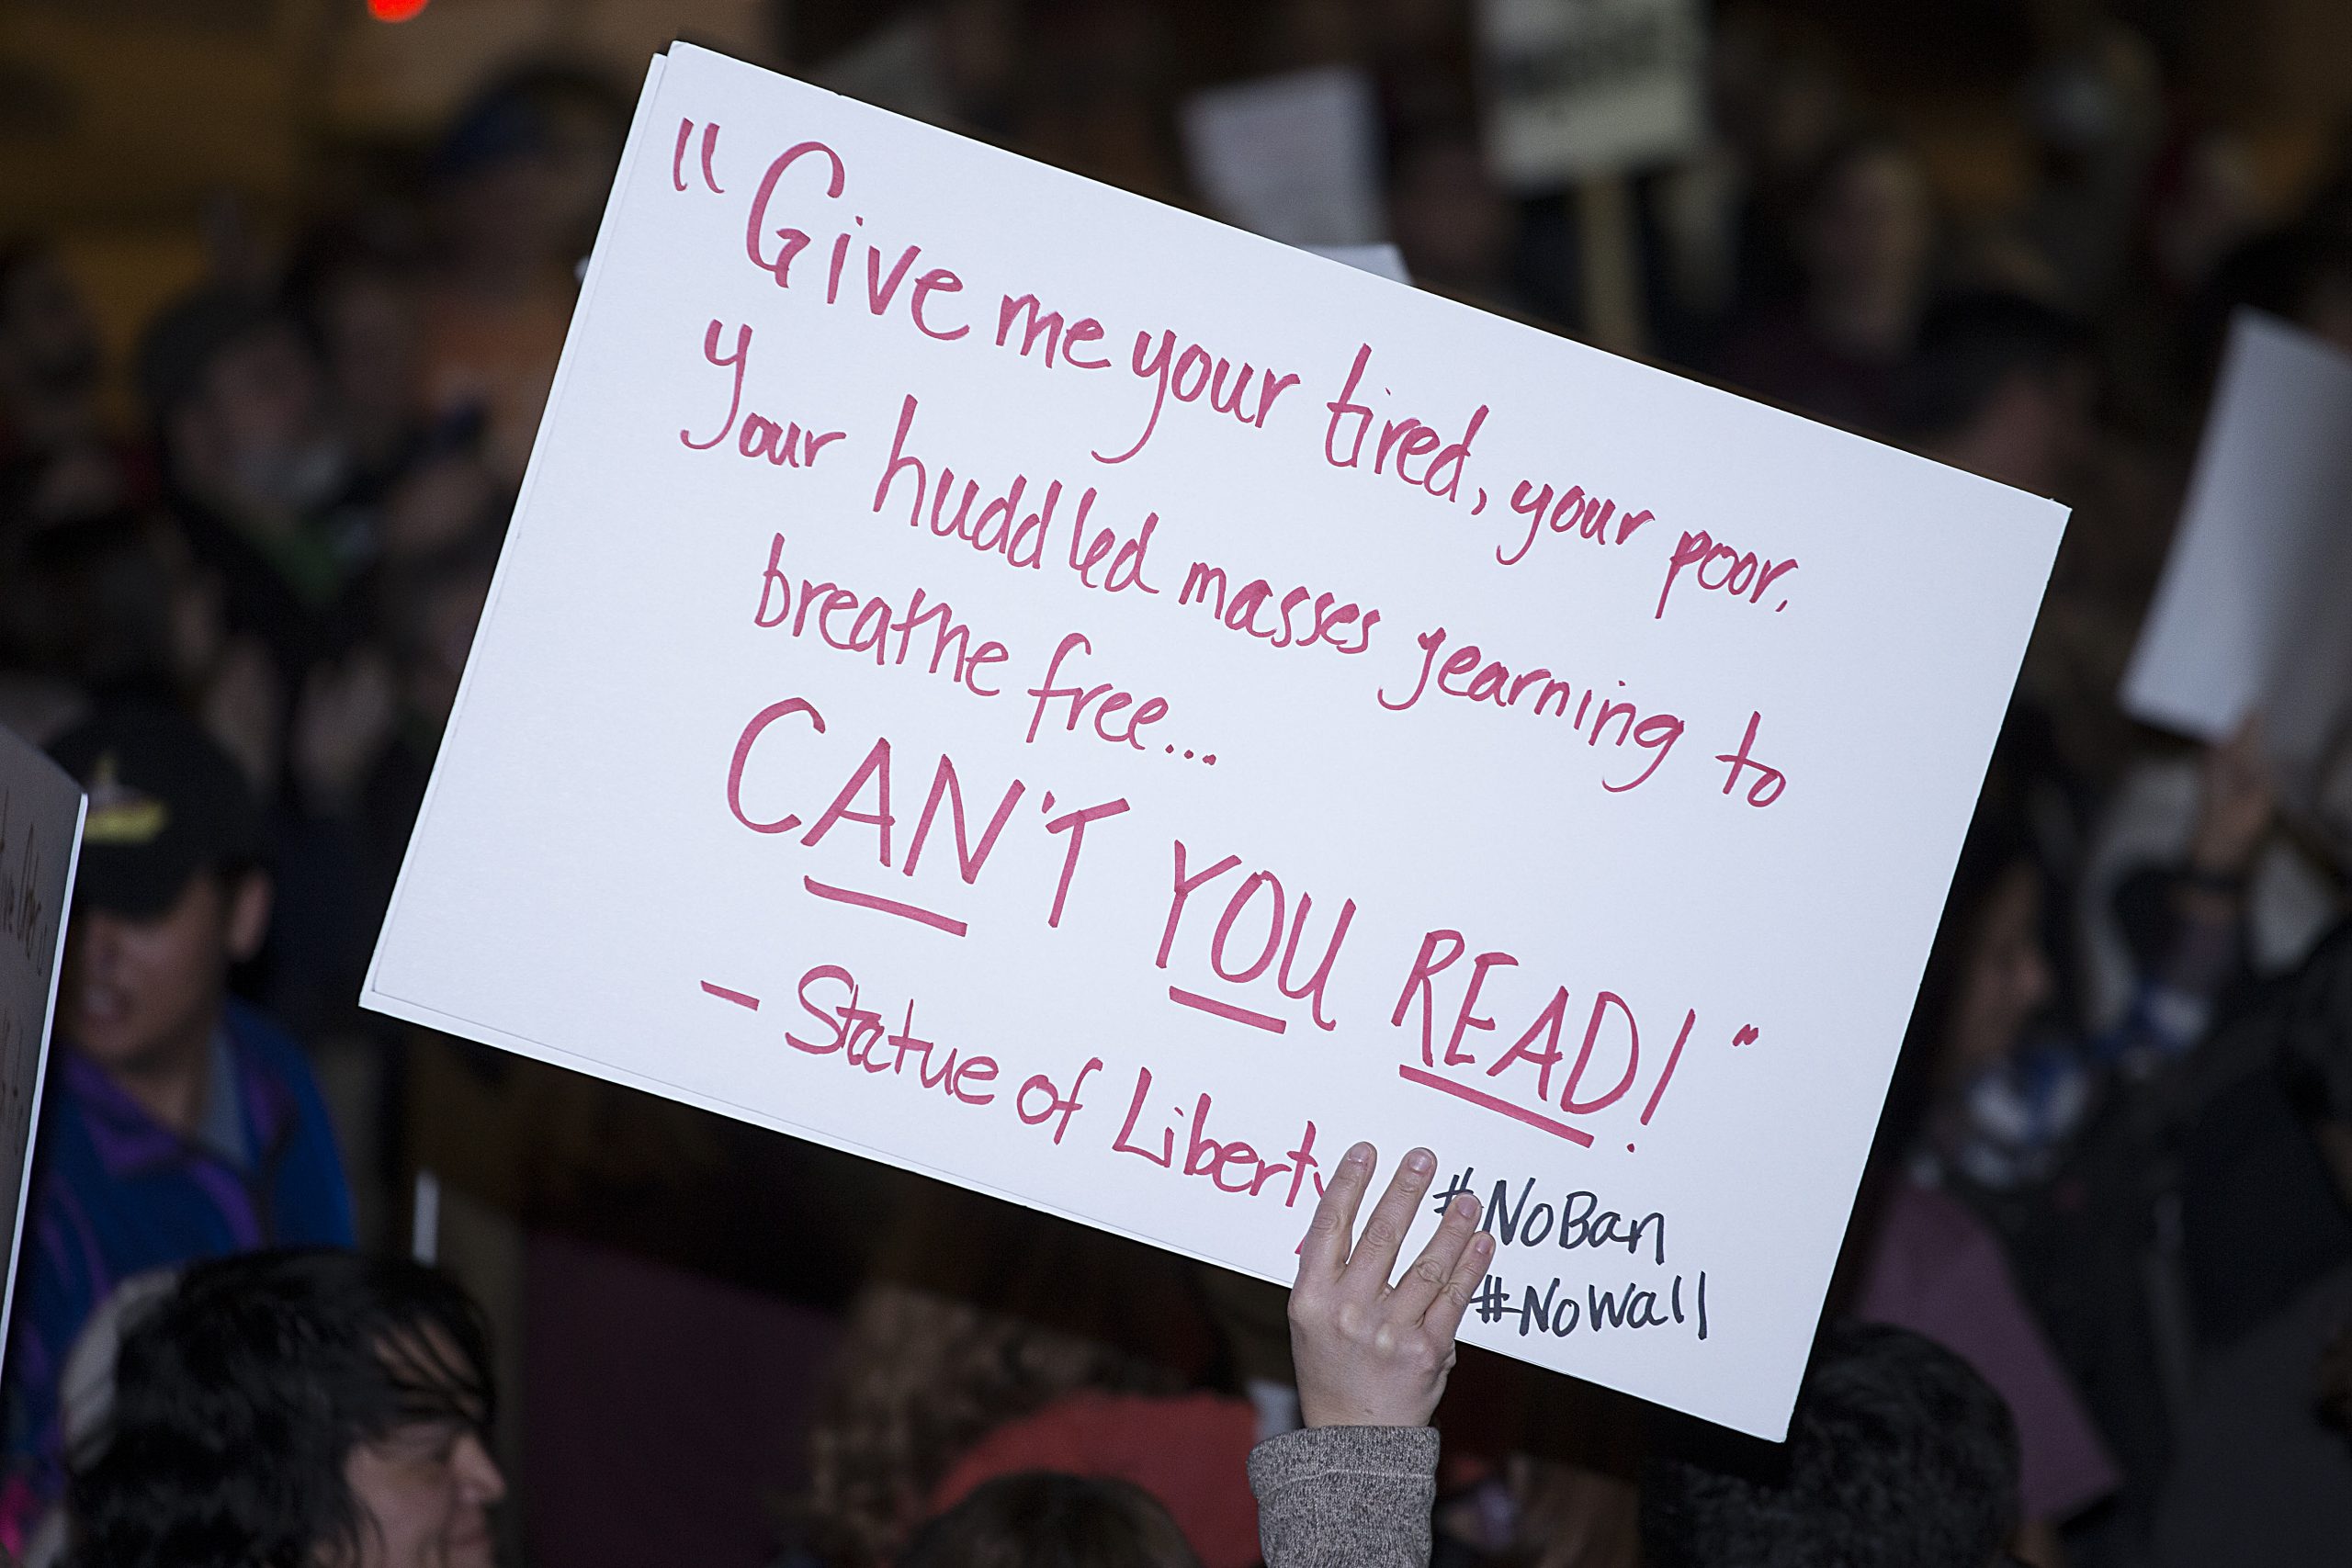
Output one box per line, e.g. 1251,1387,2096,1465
0,727,84,1378
364,44,2064,1439
2122,310,2352,785
1477,0,1705,188
1180,67,1387,246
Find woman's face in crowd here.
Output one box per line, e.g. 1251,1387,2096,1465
64,871,267,1075
342,1417,506,1568
1944,861,2053,1080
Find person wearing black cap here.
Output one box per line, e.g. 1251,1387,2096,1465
0,708,354,1553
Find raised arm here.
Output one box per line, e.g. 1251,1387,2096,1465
1248,1143,1488,1568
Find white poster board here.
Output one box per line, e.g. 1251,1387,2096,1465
2122,310,2352,787
1181,67,1387,247
363,44,2064,1439
0,728,84,1377
1477,0,1705,188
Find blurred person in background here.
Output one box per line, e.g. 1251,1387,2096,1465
2013,5,2165,311
1877,289,2171,797
135,285,367,794
265,212,513,1040
1703,6,1858,321
0,502,298,829
1714,134,1936,434
0,240,134,533
1639,1323,2024,1568
1864,720,2284,1562
126,278,391,1066
270,526,501,1041
286,223,437,509
0,512,189,746
1898,292,2094,500
795,1181,1254,1568
0,710,354,1553
1848,803,2121,1565
65,1248,503,1568
898,1472,1201,1568
420,67,629,485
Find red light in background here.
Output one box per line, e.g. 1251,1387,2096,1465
368,0,432,20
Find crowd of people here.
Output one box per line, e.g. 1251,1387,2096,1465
1,2,2349,1564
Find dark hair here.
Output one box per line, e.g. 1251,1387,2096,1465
1895,291,2089,442
899,1472,1203,1568
67,1248,495,1568
1641,1321,2020,1568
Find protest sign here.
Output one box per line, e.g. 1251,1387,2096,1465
363,44,2065,1439
1181,66,1387,246
2123,310,2352,790
1476,0,1705,188
0,728,83,1376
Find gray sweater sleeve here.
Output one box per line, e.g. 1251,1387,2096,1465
1248,1425,1440,1568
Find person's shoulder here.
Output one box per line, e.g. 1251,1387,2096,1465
39,1050,141,1154
222,999,356,1240
22,1060,102,1183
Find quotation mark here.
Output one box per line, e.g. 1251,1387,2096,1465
673,118,725,194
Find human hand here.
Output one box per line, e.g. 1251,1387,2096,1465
1288,1143,1489,1428
2188,714,2273,878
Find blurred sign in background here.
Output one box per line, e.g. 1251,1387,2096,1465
1477,0,1704,187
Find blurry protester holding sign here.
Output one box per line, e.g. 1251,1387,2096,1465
1847,799,2122,1560
1838,714,2278,1556
0,711,353,1552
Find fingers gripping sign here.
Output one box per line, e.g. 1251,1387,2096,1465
1287,1143,1491,1427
